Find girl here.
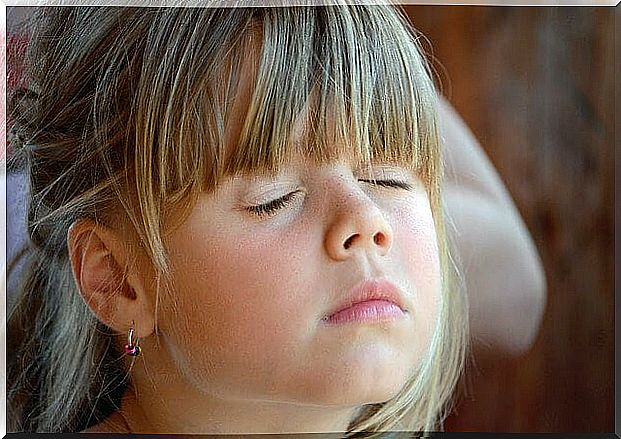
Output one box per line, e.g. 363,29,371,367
7,4,468,435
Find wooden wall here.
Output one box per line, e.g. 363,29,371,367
404,6,615,432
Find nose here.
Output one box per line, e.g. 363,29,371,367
324,189,394,261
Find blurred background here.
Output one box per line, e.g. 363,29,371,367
403,5,615,432
5,4,616,434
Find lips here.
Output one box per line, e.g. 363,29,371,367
323,278,407,325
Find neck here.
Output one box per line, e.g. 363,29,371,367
113,340,360,434
117,385,358,434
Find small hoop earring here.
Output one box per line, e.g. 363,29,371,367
124,320,141,357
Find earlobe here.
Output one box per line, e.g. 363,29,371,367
67,219,154,338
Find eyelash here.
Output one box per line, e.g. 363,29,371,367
246,191,300,218
245,179,412,218
358,179,413,191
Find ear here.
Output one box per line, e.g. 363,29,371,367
67,219,155,339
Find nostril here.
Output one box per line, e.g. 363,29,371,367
373,232,385,246
343,234,357,250
343,232,387,250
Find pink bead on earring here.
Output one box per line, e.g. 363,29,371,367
124,321,141,357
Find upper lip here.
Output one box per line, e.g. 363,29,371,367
325,278,406,318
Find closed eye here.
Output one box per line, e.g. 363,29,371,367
245,191,301,218
358,179,413,191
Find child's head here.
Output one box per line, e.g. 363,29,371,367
8,5,467,434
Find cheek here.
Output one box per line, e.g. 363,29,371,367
391,196,442,357
161,214,315,392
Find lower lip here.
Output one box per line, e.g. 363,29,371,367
323,300,405,325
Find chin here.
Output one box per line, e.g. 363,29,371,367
346,376,410,406
314,381,407,408
290,362,414,407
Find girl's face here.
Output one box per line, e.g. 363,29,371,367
156,154,442,407
142,37,441,412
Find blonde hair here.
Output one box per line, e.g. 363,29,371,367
7,4,467,434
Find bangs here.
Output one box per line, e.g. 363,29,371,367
131,5,441,236
223,6,440,184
